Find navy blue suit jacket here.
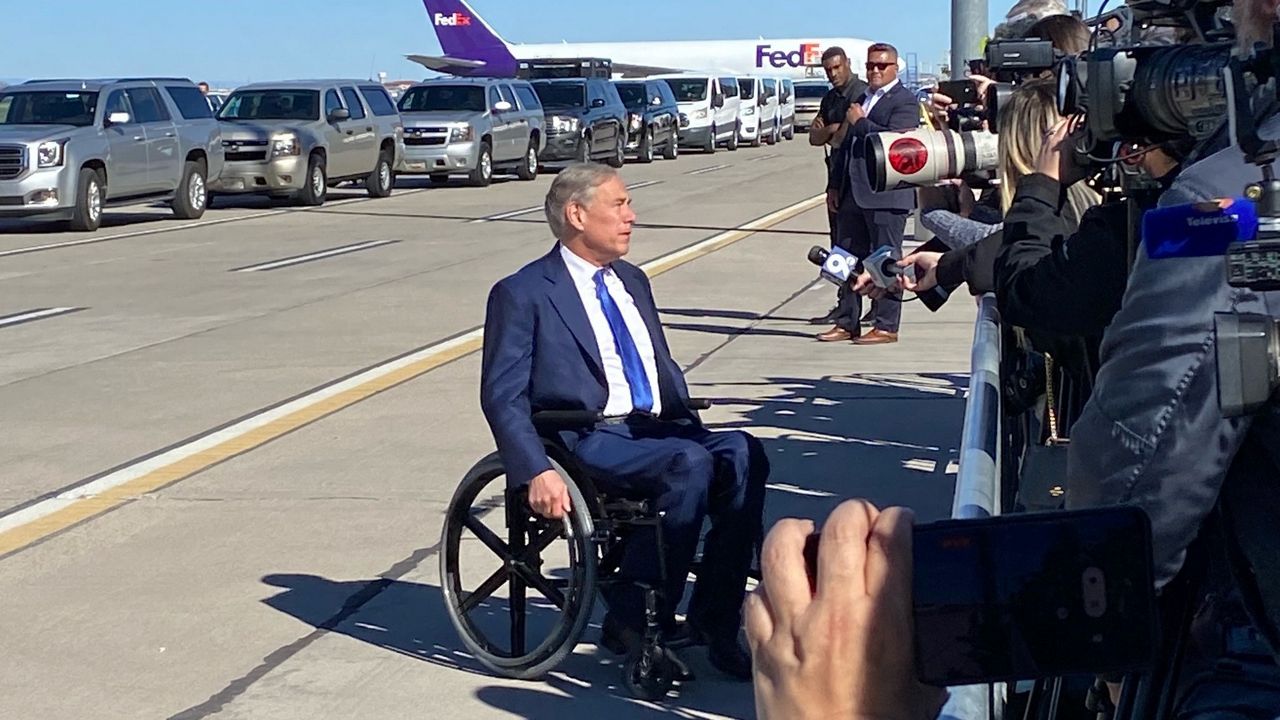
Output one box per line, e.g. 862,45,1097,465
828,82,921,211
480,245,698,487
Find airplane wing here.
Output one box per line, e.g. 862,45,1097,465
405,54,489,73
610,61,689,78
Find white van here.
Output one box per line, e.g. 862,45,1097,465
778,78,796,140
736,76,766,147
759,78,782,145
654,74,740,153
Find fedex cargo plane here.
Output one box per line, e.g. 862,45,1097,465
410,0,875,79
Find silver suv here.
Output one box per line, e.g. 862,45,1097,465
396,78,545,186
0,77,224,231
211,80,404,205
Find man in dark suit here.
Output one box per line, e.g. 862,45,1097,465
817,42,921,345
480,164,768,680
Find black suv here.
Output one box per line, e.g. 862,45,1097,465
612,79,679,163
531,78,628,167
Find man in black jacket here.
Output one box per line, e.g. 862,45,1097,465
817,42,921,345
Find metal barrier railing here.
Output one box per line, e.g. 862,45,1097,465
939,294,1005,720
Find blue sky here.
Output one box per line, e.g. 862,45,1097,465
2,0,1011,87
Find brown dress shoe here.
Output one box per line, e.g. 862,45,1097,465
851,328,898,345
816,326,854,342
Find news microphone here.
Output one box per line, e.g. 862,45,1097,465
807,245,860,285
864,245,914,289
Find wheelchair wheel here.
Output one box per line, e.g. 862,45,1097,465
623,646,677,701
440,453,597,679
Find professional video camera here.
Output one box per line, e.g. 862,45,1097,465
1056,0,1234,147
1215,36,1280,417
865,127,999,192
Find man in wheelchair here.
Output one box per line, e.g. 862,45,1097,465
479,163,769,681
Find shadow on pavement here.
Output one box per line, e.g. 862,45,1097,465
260,572,755,718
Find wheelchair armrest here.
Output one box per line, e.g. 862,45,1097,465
685,398,712,411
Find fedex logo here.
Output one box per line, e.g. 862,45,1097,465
756,43,822,68
433,12,472,26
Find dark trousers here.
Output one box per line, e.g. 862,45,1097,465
572,419,768,640
833,196,908,333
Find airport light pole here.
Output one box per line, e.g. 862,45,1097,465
951,0,988,79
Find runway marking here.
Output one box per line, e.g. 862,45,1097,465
230,240,399,273
467,180,662,224
0,192,824,558
685,164,732,176
0,307,85,329
0,192,425,259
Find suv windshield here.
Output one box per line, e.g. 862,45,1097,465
614,83,648,109
795,84,829,99
531,83,585,109
398,85,485,112
737,81,756,100
661,79,707,102
0,91,98,126
218,90,319,121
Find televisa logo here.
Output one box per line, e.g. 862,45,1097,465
756,43,822,68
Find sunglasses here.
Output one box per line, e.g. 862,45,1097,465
866,62,894,71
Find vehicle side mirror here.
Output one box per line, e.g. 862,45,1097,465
493,100,513,112
713,95,724,108
758,95,767,107
328,107,350,122
590,98,605,108
106,111,131,126
651,96,662,106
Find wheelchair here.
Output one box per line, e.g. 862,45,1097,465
439,400,737,700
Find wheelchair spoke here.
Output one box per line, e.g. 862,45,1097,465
511,563,567,610
459,565,510,615
523,524,564,559
463,512,511,560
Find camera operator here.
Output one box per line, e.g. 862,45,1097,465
1066,0,1280,593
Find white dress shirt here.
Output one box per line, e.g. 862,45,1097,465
559,244,663,417
861,77,900,115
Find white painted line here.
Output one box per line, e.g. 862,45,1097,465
747,153,781,163
0,194,822,540
0,193,422,259
468,180,662,224
0,307,83,329
231,240,399,273
686,164,732,176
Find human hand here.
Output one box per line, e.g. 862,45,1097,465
846,103,866,124
746,500,948,720
527,469,571,520
899,251,941,294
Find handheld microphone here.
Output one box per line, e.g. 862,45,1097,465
864,245,915,289
807,245,860,286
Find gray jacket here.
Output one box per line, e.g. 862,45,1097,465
1065,115,1280,587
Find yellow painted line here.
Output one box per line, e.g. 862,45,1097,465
0,193,823,557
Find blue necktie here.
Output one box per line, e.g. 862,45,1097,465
593,269,654,413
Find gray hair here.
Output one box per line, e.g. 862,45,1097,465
544,163,620,240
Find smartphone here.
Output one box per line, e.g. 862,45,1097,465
911,506,1157,686
938,79,979,104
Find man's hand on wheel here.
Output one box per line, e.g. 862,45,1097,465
528,469,571,520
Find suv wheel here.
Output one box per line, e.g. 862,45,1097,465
728,124,741,151
662,131,678,160
578,134,592,163
468,141,493,186
299,153,327,206
366,152,394,198
172,159,207,220
607,134,625,168
516,141,538,181
704,125,716,154
69,167,104,232
784,124,795,141
638,128,655,164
